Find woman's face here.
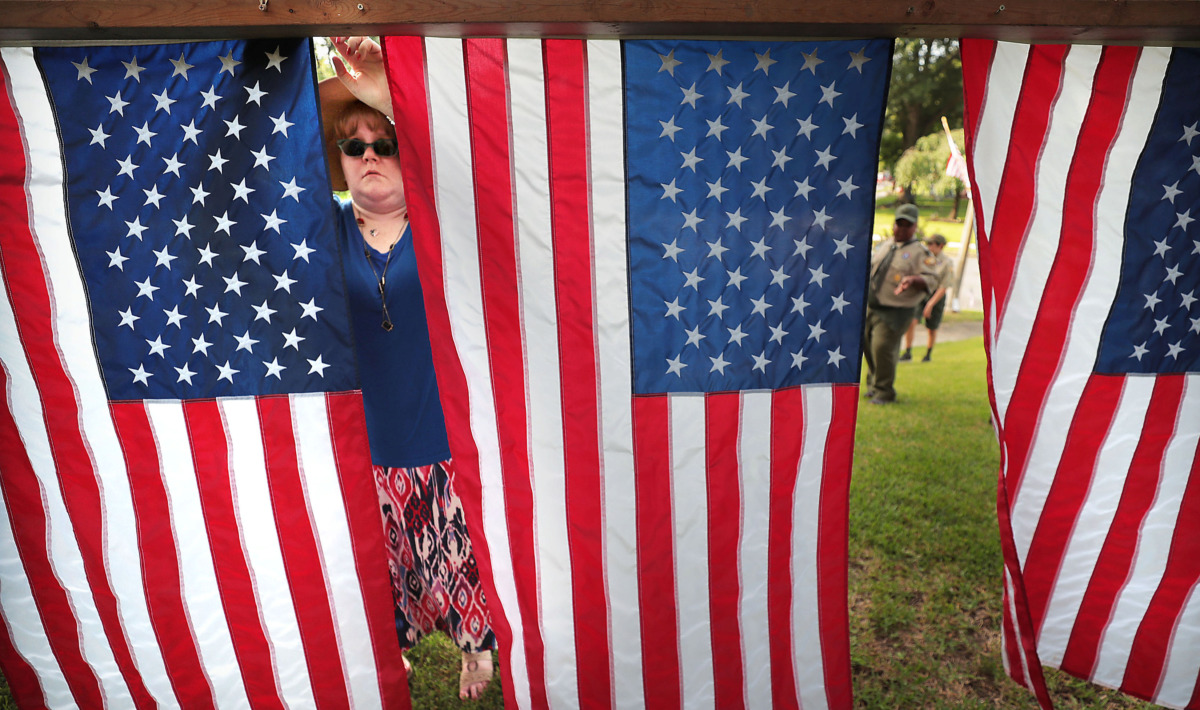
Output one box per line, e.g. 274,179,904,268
339,120,405,210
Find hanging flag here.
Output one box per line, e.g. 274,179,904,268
385,36,892,709
962,39,1200,710
944,127,970,186
0,40,408,708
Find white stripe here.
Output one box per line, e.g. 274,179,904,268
145,402,250,710
1038,378,1155,665
969,40,1026,346
423,36,532,709
1009,47,1167,559
1002,569,1034,688
587,37,645,710
221,400,314,709
739,391,773,710
1156,579,1200,709
291,393,380,710
991,45,1102,422
1,46,133,708
792,386,832,710
1093,376,1200,688
670,395,713,709
507,38,581,709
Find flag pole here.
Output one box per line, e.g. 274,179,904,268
942,116,974,312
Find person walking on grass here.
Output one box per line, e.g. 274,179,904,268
900,233,953,362
862,204,942,404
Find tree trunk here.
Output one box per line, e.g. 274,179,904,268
904,105,923,152
951,189,962,220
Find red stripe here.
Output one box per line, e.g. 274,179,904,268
383,36,517,709
0,66,152,706
996,477,1055,709
960,41,1062,710
767,388,804,710
1122,429,1200,702
542,39,614,709
1021,374,1124,633
816,385,857,709
1000,583,1028,689
1062,375,1184,678
960,39,996,161
324,392,410,709
109,402,214,708
462,37,550,708
182,400,284,710
633,395,681,710
960,38,997,329
985,44,1068,324
256,396,350,708
705,392,745,710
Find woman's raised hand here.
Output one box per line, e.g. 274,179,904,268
331,36,393,119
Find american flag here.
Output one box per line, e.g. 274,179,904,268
945,131,970,186
963,40,1200,709
385,36,890,709
0,41,408,708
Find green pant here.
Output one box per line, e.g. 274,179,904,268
863,305,913,402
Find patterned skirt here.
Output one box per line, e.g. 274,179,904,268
373,459,496,653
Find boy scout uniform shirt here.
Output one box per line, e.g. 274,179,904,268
869,239,942,308
928,252,952,293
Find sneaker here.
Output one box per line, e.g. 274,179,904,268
898,349,912,362
870,396,895,405
921,351,932,362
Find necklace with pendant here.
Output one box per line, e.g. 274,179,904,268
358,217,404,331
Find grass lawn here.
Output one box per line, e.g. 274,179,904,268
0,320,1164,709
849,321,1160,710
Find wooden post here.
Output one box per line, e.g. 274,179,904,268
939,115,976,311
2,0,1200,43
950,199,976,312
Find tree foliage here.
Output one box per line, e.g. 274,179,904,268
894,127,965,199
880,39,963,172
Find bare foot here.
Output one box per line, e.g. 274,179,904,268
458,650,493,700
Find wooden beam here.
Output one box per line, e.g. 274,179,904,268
2,0,1200,44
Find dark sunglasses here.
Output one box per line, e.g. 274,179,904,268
336,138,399,158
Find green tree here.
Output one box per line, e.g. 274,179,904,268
881,39,963,175
894,127,967,218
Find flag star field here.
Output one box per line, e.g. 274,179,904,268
624,39,890,394
1097,48,1200,375
39,39,356,400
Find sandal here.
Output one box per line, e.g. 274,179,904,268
458,650,493,700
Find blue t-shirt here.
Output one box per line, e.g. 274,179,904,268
337,198,451,467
